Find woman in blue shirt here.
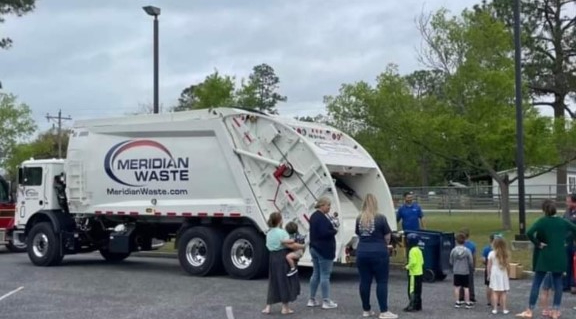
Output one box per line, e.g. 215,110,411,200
355,193,398,319
308,197,339,309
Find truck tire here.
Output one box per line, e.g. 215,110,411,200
27,222,64,266
99,249,131,262
6,240,27,253
222,227,268,279
178,226,223,276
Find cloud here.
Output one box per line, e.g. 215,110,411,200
0,0,480,130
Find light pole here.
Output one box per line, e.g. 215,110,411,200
513,0,527,240
143,5,161,114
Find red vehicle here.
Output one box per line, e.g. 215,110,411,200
0,175,26,252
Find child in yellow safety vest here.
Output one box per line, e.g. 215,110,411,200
404,233,424,312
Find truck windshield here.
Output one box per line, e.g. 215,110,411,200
0,176,10,203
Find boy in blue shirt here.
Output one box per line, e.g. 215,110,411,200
396,192,425,231
459,228,476,304
482,233,496,306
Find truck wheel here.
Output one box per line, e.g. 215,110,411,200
99,249,131,262
178,226,223,276
27,222,64,266
222,227,268,279
6,240,27,253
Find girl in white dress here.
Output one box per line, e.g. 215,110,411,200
487,237,510,314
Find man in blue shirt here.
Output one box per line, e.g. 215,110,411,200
396,192,425,231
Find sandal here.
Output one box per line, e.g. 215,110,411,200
550,310,561,319
281,309,294,315
515,310,533,318
261,308,271,315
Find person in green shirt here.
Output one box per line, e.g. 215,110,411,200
403,233,424,312
516,199,576,319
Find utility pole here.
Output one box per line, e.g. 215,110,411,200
46,109,72,158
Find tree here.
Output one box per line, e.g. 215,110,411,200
0,0,36,49
488,0,576,195
236,63,287,114
0,93,36,166
326,8,565,229
173,70,236,112
4,128,71,179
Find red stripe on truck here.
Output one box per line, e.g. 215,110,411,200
167,212,177,217
232,117,241,127
95,211,102,215
130,212,138,216
154,212,162,216
117,211,125,215
197,212,208,217
106,211,113,215
230,213,241,218
214,212,224,217
303,214,310,223
182,212,192,217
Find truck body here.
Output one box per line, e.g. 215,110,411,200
0,175,27,252
13,108,396,279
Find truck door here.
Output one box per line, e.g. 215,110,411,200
16,165,46,226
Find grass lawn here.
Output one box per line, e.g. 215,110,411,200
391,212,541,270
156,212,542,270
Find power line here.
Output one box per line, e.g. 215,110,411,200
46,109,72,159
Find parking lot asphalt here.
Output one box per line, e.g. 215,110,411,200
0,248,575,319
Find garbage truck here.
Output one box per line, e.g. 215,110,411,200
12,107,396,279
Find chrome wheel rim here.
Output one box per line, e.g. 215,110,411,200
32,233,49,258
185,238,207,267
230,239,253,270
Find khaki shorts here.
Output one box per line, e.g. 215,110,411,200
289,249,304,259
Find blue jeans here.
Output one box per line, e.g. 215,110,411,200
356,252,390,312
309,248,334,301
563,244,575,290
529,271,563,310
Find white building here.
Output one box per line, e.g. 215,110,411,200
492,166,576,198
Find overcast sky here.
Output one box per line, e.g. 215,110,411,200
1,0,483,132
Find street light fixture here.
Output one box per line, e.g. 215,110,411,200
143,5,161,114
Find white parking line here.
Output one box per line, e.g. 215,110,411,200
225,306,235,319
0,286,24,302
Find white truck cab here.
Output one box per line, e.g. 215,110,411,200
16,159,65,227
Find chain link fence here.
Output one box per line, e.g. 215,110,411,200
389,184,571,213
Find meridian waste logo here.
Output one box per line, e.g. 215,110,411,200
104,140,190,196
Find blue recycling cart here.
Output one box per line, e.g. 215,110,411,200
404,230,455,282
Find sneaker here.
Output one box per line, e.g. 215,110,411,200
455,301,463,308
379,311,399,319
287,268,298,277
465,302,474,309
503,309,510,315
306,299,320,307
322,299,338,309
362,311,376,317
492,309,498,315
